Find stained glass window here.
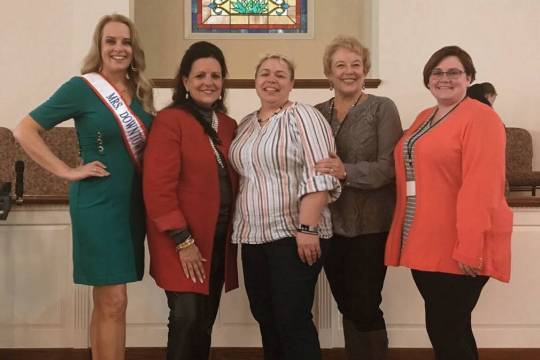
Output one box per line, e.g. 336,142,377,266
190,0,308,33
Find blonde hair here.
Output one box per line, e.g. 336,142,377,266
81,14,155,114
322,35,371,76
255,54,295,80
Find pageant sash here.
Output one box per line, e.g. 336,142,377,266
81,73,148,172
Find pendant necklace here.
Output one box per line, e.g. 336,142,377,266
257,100,290,124
329,92,365,136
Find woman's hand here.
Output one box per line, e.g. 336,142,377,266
178,243,207,283
296,232,321,266
314,152,346,180
61,160,110,181
458,262,481,277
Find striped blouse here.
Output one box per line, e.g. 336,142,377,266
229,102,341,244
401,118,433,250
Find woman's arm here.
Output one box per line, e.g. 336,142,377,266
13,115,108,180
142,110,206,283
293,104,341,264
454,108,508,275
297,191,328,265
316,98,403,189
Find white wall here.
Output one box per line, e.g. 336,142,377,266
371,0,540,169
3,1,539,171
2,206,539,349
0,0,130,129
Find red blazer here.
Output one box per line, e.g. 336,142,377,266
385,98,512,282
143,107,239,293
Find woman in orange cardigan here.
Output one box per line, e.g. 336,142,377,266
143,41,238,360
385,46,512,360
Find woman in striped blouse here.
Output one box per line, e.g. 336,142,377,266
229,54,341,360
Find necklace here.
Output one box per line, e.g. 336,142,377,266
209,112,224,168
257,100,290,124
328,92,365,136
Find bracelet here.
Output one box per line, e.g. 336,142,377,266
297,229,319,236
176,237,195,251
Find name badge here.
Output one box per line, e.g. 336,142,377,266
406,181,416,196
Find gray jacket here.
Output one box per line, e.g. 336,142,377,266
316,94,403,236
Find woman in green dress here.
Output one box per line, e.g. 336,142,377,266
13,14,154,360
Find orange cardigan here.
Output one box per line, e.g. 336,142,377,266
143,107,239,293
385,98,513,282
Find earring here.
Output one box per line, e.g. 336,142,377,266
185,91,190,100
219,95,222,101
329,81,334,91
130,63,137,72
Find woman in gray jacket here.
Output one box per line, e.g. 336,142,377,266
315,36,402,360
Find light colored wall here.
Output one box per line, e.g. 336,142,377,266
2,206,539,348
0,0,130,130
370,0,540,168
2,0,539,167
134,0,371,79
150,0,540,167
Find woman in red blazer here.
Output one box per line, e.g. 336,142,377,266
143,41,238,360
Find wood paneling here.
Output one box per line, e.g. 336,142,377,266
152,78,382,89
1,348,539,360
507,196,540,207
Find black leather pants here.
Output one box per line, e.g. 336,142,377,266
164,221,227,360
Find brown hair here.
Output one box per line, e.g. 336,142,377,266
255,54,295,80
323,35,371,76
423,46,476,88
81,14,155,114
482,82,497,96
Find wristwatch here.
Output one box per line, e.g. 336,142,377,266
297,224,319,234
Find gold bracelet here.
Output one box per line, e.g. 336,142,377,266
176,237,195,251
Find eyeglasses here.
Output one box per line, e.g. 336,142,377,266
430,69,465,80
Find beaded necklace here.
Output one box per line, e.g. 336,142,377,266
209,112,224,168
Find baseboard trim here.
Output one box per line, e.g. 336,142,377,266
1,347,539,360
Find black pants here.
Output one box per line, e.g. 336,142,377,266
412,270,489,360
242,237,327,360
323,232,388,331
164,221,227,360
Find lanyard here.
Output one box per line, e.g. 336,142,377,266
405,98,465,165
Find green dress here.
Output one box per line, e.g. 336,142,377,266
30,76,153,285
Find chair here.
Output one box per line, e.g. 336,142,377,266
0,127,79,198
505,127,540,196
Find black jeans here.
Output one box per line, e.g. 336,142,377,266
412,269,489,360
164,220,228,360
242,237,327,360
323,232,388,332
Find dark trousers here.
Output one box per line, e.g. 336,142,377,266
323,232,388,331
242,237,327,360
412,270,489,360
164,221,227,360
